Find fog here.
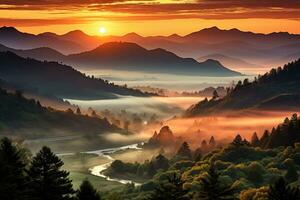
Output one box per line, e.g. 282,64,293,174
82,69,254,92
149,110,299,148
66,96,203,119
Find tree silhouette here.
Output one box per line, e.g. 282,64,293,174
177,142,192,159
209,136,216,147
148,173,189,200
76,179,101,200
212,90,219,100
28,146,74,200
231,134,243,146
195,162,236,200
268,177,300,200
250,132,260,147
76,107,82,115
0,137,28,200
284,161,299,183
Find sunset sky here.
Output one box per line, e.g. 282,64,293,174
1,0,300,36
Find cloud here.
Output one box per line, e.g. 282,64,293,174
0,0,300,24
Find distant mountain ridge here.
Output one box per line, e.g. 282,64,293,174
1,26,300,69
0,42,242,77
0,51,146,99
66,42,242,76
185,59,300,116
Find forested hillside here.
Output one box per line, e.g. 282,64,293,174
0,85,126,148
0,51,146,100
186,59,300,116
87,114,300,199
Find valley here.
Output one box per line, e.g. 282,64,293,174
0,21,300,200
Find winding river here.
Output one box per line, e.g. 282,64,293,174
86,143,143,186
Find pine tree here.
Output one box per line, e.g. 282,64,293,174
0,137,29,200
251,132,260,147
284,164,299,183
212,90,219,100
268,177,300,200
147,161,156,178
209,136,216,147
177,142,192,159
231,134,243,146
259,130,270,148
148,173,189,200
194,148,202,162
154,154,169,170
195,162,236,200
76,107,81,115
28,146,74,200
77,179,101,200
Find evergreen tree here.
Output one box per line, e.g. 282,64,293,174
76,107,81,115
76,179,101,200
284,162,299,183
28,146,74,200
154,154,169,170
231,134,243,146
148,173,189,200
209,136,216,147
268,177,300,200
177,142,192,159
195,162,236,200
0,137,29,200
194,148,202,162
260,130,270,148
147,161,156,178
212,90,219,100
251,132,260,147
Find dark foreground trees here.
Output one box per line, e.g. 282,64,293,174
268,177,300,200
194,162,236,200
148,173,189,200
0,137,29,200
76,179,101,200
28,146,74,200
0,138,102,200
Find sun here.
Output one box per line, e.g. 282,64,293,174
99,27,107,34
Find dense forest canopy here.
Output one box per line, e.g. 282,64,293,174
186,59,300,116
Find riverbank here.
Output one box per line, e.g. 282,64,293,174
60,143,144,190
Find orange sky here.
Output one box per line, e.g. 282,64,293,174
1,0,300,36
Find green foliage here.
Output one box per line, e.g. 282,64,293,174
77,179,101,200
268,177,300,200
0,85,122,143
28,146,74,200
177,142,192,159
148,173,189,200
194,162,236,200
0,137,29,200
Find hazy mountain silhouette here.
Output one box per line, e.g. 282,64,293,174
66,42,242,76
0,41,241,76
2,26,300,71
185,59,300,116
198,54,263,71
0,51,146,99
0,43,65,61
0,26,85,54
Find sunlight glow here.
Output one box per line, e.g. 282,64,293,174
99,27,107,34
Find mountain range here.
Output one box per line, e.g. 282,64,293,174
185,59,300,116
0,42,242,77
1,26,300,70
0,51,146,100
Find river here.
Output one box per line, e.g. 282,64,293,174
87,143,143,186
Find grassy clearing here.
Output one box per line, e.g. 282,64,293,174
60,153,124,192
